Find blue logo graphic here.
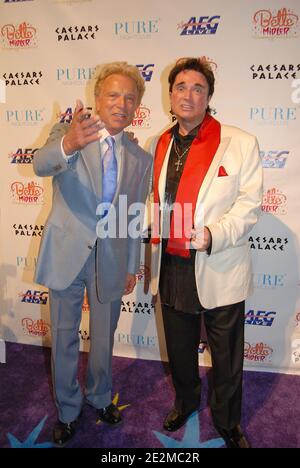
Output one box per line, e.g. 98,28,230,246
153,412,224,448
7,415,52,448
10,148,38,164
260,150,289,168
21,289,48,305
58,106,92,124
245,310,276,327
179,16,220,35
136,64,154,82
59,107,73,124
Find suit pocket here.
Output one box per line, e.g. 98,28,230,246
42,222,66,246
212,174,239,202
215,173,238,184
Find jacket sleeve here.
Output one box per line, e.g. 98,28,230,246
33,123,79,177
207,135,263,255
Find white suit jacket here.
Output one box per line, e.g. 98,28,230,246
150,124,263,309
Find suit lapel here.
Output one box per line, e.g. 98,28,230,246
195,136,231,209
158,138,173,203
157,135,231,211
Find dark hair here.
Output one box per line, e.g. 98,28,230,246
168,57,215,111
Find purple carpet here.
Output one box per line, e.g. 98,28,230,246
0,342,299,448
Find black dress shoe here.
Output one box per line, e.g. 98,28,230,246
163,408,195,432
53,417,79,447
96,403,122,426
215,424,251,448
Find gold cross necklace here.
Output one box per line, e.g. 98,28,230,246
173,140,191,172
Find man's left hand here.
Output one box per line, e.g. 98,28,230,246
123,273,136,295
190,227,211,252
125,131,139,144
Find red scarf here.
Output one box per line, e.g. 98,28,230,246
152,113,221,258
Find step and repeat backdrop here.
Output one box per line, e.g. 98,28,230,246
0,0,300,374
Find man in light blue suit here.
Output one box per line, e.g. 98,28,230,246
33,62,152,446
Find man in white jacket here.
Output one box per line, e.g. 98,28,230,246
150,57,263,448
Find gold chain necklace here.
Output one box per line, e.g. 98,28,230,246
173,141,191,172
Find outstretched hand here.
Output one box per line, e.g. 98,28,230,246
62,99,105,155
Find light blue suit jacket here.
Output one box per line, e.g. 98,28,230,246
33,123,152,303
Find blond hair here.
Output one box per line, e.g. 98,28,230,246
94,61,145,105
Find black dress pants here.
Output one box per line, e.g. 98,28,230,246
161,301,245,430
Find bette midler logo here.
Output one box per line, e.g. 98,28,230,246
1,22,37,48
262,187,287,215
22,318,50,338
11,181,44,204
128,104,151,129
252,7,299,38
244,342,273,362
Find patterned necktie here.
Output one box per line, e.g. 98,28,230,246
102,135,117,205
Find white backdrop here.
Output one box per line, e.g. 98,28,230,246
1,0,300,374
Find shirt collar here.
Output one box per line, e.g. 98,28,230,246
172,122,201,144
99,128,123,146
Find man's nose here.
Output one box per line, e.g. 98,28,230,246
116,95,126,107
183,89,192,99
